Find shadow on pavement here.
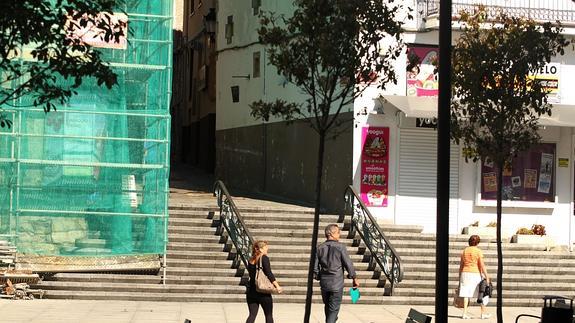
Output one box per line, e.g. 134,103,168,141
169,163,314,210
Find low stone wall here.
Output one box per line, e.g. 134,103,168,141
17,216,88,254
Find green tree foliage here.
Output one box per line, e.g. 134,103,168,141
0,0,126,127
250,1,409,321
451,7,569,323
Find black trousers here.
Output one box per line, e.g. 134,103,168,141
321,289,343,323
246,291,274,323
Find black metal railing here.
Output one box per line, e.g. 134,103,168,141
421,0,575,23
214,180,254,269
344,185,403,295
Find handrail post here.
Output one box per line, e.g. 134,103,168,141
390,257,395,295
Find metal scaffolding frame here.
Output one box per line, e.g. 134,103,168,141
0,1,172,278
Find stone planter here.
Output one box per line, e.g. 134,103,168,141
511,234,554,251
462,226,497,238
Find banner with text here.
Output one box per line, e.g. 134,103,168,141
360,127,389,207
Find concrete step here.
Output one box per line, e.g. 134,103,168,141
395,249,575,259
401,270,575,279
165,250,233,261
391,240,557,251
166,258,236,269
168,226,219,235
169,205,313,215
397,280,575,291
168,218,217,228
168,205,219,213
241,213,341,223
399,255,575,266
402,266,575,278
168,211,215,220
40,289,555,307
37,281,389,296
164,267,379,280
166,242,228,252
168,234,225,244
42,273,162,284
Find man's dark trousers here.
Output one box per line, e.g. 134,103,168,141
321,289,343,323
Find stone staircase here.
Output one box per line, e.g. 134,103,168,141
32,201,575,306
389,232,575,306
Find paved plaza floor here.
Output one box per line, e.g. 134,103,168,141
0,300,542,323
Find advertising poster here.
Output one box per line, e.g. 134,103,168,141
524,169,537,189
406,46,439,97
529,63,560,104
481,144,555,202
360,127,389,207
483,172,497,192
538,153,553,194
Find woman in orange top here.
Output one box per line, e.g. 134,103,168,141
458,235,491,319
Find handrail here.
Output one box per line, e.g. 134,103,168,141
343,185,403,295
213,180,254,270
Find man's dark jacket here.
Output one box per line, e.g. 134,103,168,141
313,240,356,292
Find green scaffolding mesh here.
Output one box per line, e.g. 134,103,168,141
0,0,172,257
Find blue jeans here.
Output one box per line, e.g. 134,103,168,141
321,289,343,323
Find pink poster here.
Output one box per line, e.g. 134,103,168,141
406,46,439,97
360,127,389,207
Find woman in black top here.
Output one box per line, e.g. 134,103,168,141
246,240,283,323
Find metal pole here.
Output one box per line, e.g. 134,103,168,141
436,0,452,322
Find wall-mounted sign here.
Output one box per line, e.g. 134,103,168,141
416,118,437,128
529,63,560,103
406,46,438,97
558,158,569,167
360,127,389,207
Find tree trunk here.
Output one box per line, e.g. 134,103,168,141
303,131,326,323
496,165,504,323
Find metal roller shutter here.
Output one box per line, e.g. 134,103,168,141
396,128,459,233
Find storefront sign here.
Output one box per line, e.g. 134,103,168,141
416,118,437,128
529,63,560,103
406,46,439,97
360,127,389,207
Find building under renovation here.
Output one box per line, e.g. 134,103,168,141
0,1,172,271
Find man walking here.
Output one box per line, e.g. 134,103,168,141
314,224,359,323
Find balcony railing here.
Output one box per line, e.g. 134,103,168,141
421,0,575,23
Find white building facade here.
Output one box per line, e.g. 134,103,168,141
216,0,575,247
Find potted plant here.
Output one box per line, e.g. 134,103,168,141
462,221,497,237
511,224,553,250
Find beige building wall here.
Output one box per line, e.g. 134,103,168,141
171,0,217,171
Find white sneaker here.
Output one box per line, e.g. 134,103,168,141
481,313,492,319
462,314,471,319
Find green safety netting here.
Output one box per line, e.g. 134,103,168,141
0,0,172,257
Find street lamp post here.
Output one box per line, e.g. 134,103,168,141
436,0,452,322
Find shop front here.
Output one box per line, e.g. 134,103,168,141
353,44,575,247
